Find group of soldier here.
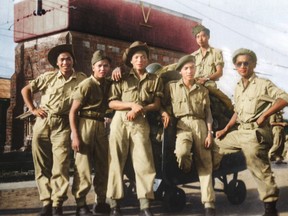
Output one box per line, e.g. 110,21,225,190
21,23,288,216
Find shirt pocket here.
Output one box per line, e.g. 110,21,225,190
43,87,60,104
191,98,205,115
205,62,216,74
195,62,202,70
141,85,155,104
122,86,138,102
243,96,258,114
171,97,187,115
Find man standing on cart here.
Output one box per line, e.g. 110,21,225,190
164,55,216,216
215,48,288,216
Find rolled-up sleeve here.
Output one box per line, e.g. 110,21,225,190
108,81,122,102
267,80,288,103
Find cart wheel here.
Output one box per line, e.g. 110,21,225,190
226,179,246,205
163,187,186,212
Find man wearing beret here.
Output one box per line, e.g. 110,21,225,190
106,41,163,216
164,55,216,216
215,48,288,216
191,24,233,110
69,50,112,215
21,44,87,216
134,24,233,111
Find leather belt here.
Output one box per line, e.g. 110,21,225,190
239,122,259,130
78,110,105,122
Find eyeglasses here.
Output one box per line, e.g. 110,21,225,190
235,61,249,68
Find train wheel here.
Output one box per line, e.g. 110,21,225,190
163,187,186,212
226,179,246,205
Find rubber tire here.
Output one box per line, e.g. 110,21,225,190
226,179,246,205
163,187,186,212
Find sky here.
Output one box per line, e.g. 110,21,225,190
1,0,288,117
0,0,14,79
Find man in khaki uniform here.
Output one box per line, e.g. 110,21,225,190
191,24,233,110
214,48,288,216
156,24,233,111
283,134,288,160
269,111,288,164
107,41,163,216
69,50,112,216
165,55,215,216
21,44,86,216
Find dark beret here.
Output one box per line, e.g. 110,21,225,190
175,55,196,71
232,48,257,64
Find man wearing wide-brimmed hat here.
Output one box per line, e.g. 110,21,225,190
215,48,288,216
69,50,112,216
21,44,86,216
106,41,163,216
164,55,216,216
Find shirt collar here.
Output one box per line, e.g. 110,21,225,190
129,68,149,79
91,74,107,85
237,72,257,88
194,46,212,56
57,69,77,79
177,78,200,91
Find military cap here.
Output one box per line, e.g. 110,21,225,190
122,41,149,68
175,55,196,71
146,62,163,74
232,48,257,64
91,50,111,66
48,44,75,68
192,24,210,37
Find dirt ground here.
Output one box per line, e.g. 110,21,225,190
0,161,288,216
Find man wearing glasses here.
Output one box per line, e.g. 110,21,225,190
214,48,288,216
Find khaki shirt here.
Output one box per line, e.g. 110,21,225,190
234,73,288,123
30,70,86,115
109,69,163,105
72,75,111,114
166,79,210,119
192,47,224,82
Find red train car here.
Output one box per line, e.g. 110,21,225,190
14,0,200,53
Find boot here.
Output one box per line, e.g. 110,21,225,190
93,202,110,214
76,204,92,216
263,201,278,216
139,208,153,216
205,207,216,216
38,203,52,216
52,206,63,216
110,207,122,216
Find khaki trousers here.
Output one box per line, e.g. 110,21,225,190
107,111,155,200
214,126,279,202
32,116,71,207
174,116,215,207
72,117,109,206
